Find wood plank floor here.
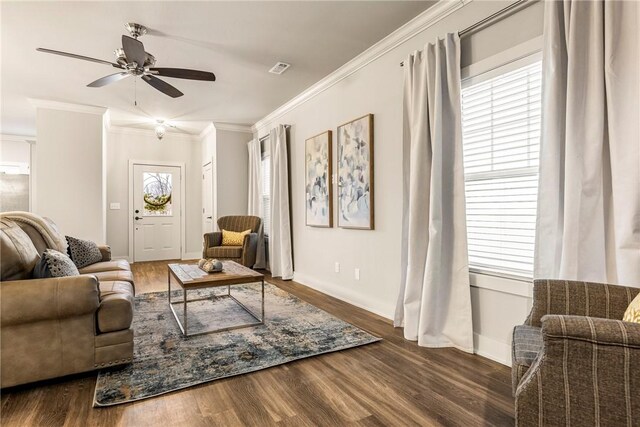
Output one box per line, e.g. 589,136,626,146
1,260,515,426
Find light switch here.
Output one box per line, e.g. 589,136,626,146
355,268,360,280
110,203,121,210
335,262,340,273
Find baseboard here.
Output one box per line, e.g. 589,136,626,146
473,333,511,366
182,252,201,261
112,256,131,263
292,272,395,321
292,272,513,367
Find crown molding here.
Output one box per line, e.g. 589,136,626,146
107,125,199,142
198,123,216,140
28,98,108,115
213,122,253,133
252,0,467,133
1,133,36,144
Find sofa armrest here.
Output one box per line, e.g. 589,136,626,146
242,233,258,268
541,314,640,348
203,232,222,257
97,244,112,262
516,315,640,425
0,276,100,326
525,279,639,326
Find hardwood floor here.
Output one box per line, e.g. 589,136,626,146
1,260,515,426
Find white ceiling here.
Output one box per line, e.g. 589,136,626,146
1,1,434,136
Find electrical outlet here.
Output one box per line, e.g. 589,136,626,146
355,268,360,280
335,262,340,273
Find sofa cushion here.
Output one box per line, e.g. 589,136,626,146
97,281,134,333
79,259,131,274
206,245,243,259
90,270,135,289
513,325,542,366
33,249,79,278
66,235,103,269
0,218,39,281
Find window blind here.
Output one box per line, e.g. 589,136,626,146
261,155,271,235
461,60,542,277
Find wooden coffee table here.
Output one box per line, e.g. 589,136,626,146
167,261,265,336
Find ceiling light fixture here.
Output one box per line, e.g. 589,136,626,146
155,120,166,141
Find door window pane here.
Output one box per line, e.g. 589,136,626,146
143,172,173,216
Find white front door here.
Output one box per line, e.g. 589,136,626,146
133,164,181,262
202,161,214,233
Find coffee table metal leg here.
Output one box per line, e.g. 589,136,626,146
261,279,265,322
183,288,188,336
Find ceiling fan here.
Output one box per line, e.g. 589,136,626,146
36,23,216,98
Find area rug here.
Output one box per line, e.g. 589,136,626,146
93,282,380,406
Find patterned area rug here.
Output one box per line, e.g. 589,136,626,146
94,282,380,406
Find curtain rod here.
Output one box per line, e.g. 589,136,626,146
399,0,537,67
259,124,291,142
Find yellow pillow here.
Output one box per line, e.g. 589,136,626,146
221,229,251,246
623,293,640,323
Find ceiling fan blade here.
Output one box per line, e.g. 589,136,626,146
122,35,147,67
142,75,183,98
36,48,122,68
148,68,216,82
87,72,130,88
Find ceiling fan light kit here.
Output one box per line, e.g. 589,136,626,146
155,122,166,141
36,22,216,99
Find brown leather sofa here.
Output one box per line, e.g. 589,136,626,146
203,215,261,267
0,214,135,388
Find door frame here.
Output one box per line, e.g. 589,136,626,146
201,157,216,233
128,159,187,263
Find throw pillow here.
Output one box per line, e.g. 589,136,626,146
623,293,640,323
32,249,80,278
221,229,251,246
66,235,102,268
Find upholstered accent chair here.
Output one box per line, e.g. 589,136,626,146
512,279,640,426
202,216,261,268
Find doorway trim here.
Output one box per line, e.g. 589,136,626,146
128,159,187,263
202,156,216,233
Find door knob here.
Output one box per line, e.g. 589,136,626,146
135,216,142,220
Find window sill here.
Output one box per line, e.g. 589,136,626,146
469,270,532,298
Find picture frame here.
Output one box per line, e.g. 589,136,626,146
337,114,374,230
305,130,333,227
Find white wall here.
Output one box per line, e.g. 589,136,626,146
33,106,106,243
0,137,32,165
199,125,251,233
106,129,202,260
0,136,33,212
215,129,249,218
254,0,544,365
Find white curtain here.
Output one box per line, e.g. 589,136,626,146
247,138,266,269
394,33,473,352
534,0,640,285
268,125,293,280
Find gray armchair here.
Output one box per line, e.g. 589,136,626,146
202,215,261,268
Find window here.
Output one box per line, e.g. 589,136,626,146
461,59,542,278
261,154,271,235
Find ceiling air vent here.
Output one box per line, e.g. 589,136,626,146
269,62,291,75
